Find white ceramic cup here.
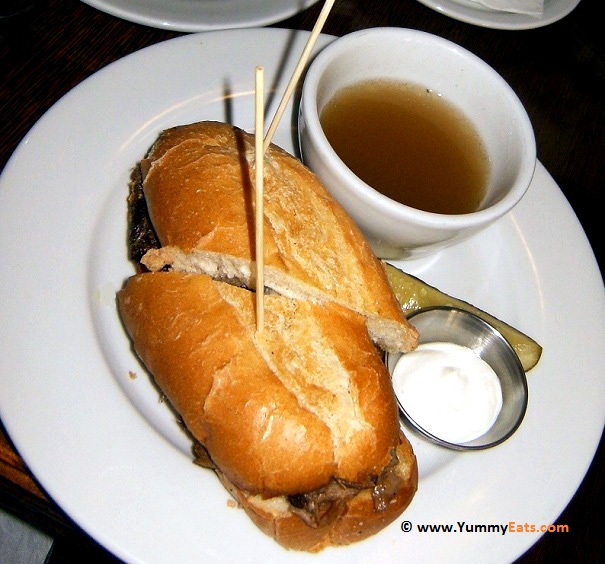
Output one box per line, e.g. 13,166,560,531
298,28,537,260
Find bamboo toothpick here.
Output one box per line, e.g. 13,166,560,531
254,0,335,331
263,0,336,152
255,65,265,334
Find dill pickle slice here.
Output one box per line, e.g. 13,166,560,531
384,262,542,372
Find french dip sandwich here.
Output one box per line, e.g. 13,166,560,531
118,121,418,552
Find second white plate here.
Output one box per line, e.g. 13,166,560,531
416,0,582,29
82,0,320,32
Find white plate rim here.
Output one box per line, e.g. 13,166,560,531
0,27,603,563
416,0,582,30
81,0,320,32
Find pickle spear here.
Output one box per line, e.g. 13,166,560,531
384,262,542,372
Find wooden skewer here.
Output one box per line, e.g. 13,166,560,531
263,0,336,152
255,65,265,334
254,0,336,332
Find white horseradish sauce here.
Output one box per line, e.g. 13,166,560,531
392,342,503,443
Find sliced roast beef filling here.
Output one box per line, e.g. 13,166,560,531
127,165,160,265
194,440,403,528
287,449,403,528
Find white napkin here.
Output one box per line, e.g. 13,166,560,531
469,0,544,16
0,508,53,564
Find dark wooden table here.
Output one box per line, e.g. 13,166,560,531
1,0,603,562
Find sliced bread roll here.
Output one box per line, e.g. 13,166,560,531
139,121,417,354
119,121,419,551
117,271,417,551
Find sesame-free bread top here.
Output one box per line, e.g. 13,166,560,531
140,121,417,354
118,271,406,496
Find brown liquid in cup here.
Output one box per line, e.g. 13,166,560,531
319,80,490,215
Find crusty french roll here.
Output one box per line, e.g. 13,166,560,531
139,121,417,354
117,271,417,551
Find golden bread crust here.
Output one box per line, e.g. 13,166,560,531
118,271,402,495
141,121,417,353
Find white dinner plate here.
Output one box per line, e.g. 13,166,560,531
0,28,604,564
416,0,581,29
81,0,320,32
